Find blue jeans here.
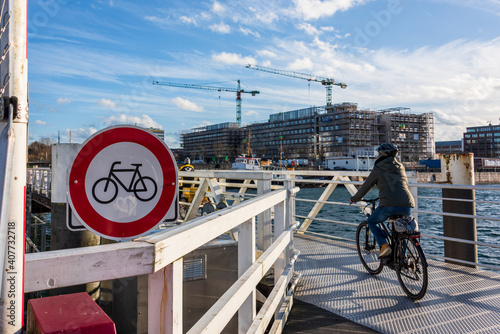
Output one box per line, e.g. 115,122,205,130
367,206,412,247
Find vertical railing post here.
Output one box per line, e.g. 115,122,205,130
407,172,418,222
25,184,32,253
273,198,286,281
283,177,295,228
440,153,477,267
283,178,295,263
238,217,255,333
257,172,272,250
148,259,183,334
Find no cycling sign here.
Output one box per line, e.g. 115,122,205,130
67,125,178,241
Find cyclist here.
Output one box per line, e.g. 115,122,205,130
350,143,415,258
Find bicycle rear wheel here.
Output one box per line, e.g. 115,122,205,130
356,222,383,275
396,237,428,300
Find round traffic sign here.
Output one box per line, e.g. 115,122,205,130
67,125,178,241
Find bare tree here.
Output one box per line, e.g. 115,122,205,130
28,138,53,162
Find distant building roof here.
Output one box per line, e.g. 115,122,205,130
436,140,461,146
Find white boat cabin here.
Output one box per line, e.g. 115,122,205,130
232,156,261,170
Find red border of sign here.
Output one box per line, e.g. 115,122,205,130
68,126,177,239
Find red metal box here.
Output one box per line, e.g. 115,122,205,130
27,292,116,334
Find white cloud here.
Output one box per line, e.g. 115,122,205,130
209,22,231,34
293,0,369,20
297,23,321,36
345,39,500,140
254,11,279,25
65,127,98,143
243,29,500,141
57,97,71,104
288,57,314,71
240,27,260,38
212,1,226,14
180,16,197,25
144,16,166,24
192,121,212,129
35,120,47,125
102,114,162,129
171,97,204,112
244,110,259,117
212,52,256,65
256,50,278,59
262,60,273,67
163,134,179,148
98,98,117,109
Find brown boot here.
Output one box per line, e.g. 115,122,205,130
379,243,392,258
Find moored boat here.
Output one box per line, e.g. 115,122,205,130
232,156,261,170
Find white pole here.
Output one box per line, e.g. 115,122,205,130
1,0,28,332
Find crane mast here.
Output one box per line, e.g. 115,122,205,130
153,80,259,127
246,64,346,105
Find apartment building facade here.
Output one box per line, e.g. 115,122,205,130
463,124,500,158
181,103,435,164
435,140,463,154
181,122,242,162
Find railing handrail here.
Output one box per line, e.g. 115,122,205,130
280,171,500,272
25,188,290,291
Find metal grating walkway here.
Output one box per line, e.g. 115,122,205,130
293,234,500,334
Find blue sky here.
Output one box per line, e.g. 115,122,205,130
28,0,500,147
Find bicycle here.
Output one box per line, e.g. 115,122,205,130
92,161,158,204
355,198,428,300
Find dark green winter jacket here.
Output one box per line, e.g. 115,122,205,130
350,156,415,207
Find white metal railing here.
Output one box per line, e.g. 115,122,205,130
23,167,500,332
26,167,51,197
272,170,500,272
25,168,500,272
25,171,299,333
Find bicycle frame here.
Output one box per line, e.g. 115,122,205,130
105,162,144,192
380,220,427,270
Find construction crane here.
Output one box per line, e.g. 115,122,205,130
152,80,259,127
246,64,346,106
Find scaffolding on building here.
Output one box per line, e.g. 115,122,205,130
180,103,435,165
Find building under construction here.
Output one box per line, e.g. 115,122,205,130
181,122,241,163
181,103,435,164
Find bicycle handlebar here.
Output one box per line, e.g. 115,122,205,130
362,198,379,203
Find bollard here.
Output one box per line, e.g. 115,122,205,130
440,153,477,267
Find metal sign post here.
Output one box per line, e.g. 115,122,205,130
0,0,29,333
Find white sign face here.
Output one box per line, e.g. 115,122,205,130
67,126,178,241
86,142,163,222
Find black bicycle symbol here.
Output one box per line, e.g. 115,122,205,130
92,161,158,204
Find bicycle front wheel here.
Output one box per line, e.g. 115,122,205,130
396,237,428,300
356,222,383,275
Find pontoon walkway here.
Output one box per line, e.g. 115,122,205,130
288,234,500,334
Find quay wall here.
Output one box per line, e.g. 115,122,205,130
416,172,500,184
